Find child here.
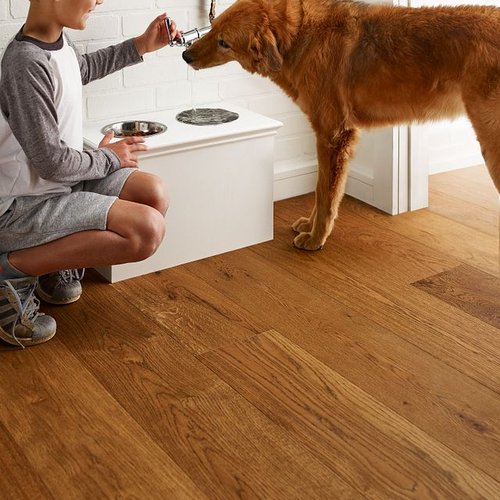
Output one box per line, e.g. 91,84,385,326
0,0,180,348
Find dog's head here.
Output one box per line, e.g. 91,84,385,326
182,0,283,76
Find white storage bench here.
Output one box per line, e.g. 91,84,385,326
83,106,282,282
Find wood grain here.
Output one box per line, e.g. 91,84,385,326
341,195,499,276
1,166,497,498
0,422,53,500
199,330,500,498
413,264,500,329
427,189,498,237
0,339,203,499
267,195,500,392
184,244,500,480
113,266,269,354
47,272,358,499
430,165,498,211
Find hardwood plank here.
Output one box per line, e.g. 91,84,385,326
199,330,500,498
276,194,457,281
0,341,203,499
0,422,53,499
260,203,500,389
271,195,500,373
339,195,498,276
113,267,269,354
413,264,500,329
184,246,500,479
48,273,359,499
427,189,498,237
428,166,499,240
1,166,496,499
274,192,496,341
430,165,498,211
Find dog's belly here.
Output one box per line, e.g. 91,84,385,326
352,82,466,127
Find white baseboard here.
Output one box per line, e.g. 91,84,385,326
345,162,375,206
273,157,317,201
429,153,484,174
273,157,375,204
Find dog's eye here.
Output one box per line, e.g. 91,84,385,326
218,39,230,49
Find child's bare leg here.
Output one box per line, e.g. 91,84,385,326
119,171,169,215
7,199,166,277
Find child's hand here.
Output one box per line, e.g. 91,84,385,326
99,131,148,168
134,13,181,56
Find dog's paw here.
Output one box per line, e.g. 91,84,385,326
292,217,312,233
293,232,324,251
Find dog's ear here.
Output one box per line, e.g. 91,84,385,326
251,28,283,74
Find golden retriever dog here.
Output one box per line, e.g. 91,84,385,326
182,0,500,250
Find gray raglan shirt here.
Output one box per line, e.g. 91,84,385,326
0,30,143,217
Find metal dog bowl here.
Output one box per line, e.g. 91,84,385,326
176,108,239,126
101,120,167,137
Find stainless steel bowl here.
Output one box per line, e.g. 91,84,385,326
101,121,167,137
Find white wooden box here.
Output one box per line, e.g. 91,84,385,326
83,106,282,282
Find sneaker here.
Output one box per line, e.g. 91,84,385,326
37,269,85,305
0,277,57,348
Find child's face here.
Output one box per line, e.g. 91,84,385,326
54,0,103,30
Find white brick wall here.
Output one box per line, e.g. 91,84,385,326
0,0,8,21
0,0,316,167
9,0,29,19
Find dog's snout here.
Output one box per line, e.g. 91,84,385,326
182,50,193,64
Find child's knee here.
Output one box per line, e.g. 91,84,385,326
147,175,169,215
130,207,166,261
158,180,169,215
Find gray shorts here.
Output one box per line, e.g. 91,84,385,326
0,168,136,253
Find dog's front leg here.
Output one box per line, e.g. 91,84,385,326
292,205,316,233
293,129,359,250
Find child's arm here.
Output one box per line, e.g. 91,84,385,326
70,37,142,86
73,13,180,85
0,44,129,183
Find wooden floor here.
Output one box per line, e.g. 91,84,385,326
1,165,498,499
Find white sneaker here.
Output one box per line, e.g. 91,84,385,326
37,269,85,305
0,277,57,348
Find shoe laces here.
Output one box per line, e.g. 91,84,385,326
57,268,85,286
5,279,40,349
